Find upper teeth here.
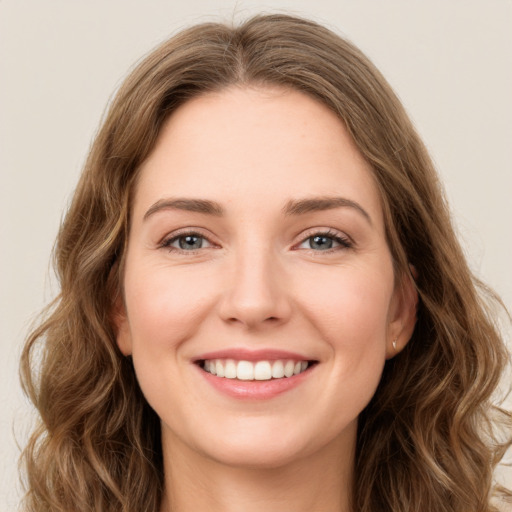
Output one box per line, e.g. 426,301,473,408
203,359,309,381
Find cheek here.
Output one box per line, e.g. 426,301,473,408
122,261,221,419
123,261,220,352
293,261,394,390
297,262,394,341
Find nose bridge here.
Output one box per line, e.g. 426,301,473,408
219,238,291,327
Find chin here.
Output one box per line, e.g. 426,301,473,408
202,438,311,470
179,416,354,471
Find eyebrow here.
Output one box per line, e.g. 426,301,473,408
143,198,224,220
282,196,372,225
143,195,372,225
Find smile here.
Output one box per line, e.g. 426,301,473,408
201,359,312,381
193,349,318,399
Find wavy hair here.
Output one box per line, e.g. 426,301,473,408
20,13,511,512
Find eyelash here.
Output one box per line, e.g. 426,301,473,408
160,229,353,254
160,230,214,254
296,229,353,252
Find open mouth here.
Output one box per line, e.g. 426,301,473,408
197,359,318,381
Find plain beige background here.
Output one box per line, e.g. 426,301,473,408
1,1,511,509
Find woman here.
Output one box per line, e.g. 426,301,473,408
20,13,511,512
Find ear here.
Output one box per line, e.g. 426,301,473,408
111,293,133,356
385,266,418,359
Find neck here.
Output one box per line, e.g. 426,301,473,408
159,428,355,512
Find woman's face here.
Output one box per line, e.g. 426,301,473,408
116,86,415,469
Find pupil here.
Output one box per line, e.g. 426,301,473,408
311,235,332,250
179,235,202,250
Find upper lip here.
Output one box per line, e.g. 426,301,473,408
193,348,315,362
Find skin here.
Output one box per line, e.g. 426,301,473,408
115,86,417,512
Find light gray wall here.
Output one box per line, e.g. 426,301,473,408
1,1,511,509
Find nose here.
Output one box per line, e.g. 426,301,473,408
218,246,292,329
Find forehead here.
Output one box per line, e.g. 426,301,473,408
133,86,383,227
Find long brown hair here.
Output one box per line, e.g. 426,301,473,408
20,14,511,512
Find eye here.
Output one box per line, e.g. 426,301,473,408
297,230,352,251
161,232,213,252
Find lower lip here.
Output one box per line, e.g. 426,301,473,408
196,364,316,400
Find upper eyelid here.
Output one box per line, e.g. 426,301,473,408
158,226,353,249
160,231,216,254
160,227,215,244
293,231,352,251
293,227,353,244
161,227,348,237
299,227,346,237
